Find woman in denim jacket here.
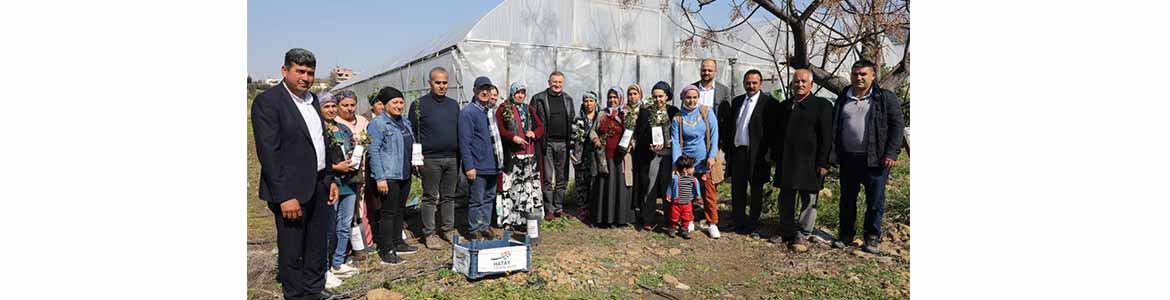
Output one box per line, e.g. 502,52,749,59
366,87,418,265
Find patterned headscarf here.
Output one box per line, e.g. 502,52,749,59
333,90,357,104
583,91,599,105
627,83,645,108
317,91,336,105
509,82,527,102
605,86,625,115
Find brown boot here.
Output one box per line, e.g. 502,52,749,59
479,228,497,240
423,235,444,250
790,238,810,253
350,248,368,261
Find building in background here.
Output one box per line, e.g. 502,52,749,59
330,66,354,86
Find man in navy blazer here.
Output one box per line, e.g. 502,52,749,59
251,48,339,300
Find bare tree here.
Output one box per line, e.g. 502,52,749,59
669,0,909,96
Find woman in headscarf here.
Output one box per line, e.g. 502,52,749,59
330,90,377,257
590,87,636,226
318,92,360,287
570,92,601,221
495,82,546,231
633,81,680,231
622,84,644,200
671,85,721,238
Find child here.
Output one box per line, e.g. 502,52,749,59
668,155,701,239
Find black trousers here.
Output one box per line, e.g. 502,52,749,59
376,179,410,253
267,172,333,300
730,146,769,231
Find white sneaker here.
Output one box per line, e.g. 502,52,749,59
708,224,721,239
325,271,343,289
687,221,695,233
331,263,359,278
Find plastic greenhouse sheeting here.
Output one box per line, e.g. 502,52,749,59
332,0,906,114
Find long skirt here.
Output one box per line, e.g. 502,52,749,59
497,154,544,226
590,155,634,225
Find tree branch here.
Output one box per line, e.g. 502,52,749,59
666,9,777,61
798,0,824,21
753,0,797,24
826,28,888,48
878,32,909,89
811,65,850,95
699,3,762,33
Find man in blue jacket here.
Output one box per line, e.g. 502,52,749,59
830,59,905,254
459,76,502,240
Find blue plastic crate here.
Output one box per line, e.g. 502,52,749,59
451,231,532,280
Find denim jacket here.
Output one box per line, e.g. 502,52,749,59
368,113,413,181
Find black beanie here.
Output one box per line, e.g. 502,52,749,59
375,86,404,104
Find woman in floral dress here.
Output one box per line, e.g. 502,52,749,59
494,82,546,229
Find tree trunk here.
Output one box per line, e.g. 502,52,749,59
810,65,849,95
787,22,809,69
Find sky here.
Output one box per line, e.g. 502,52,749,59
249,0,742,81
247,0,500,80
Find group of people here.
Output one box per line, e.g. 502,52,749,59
252,48,904,300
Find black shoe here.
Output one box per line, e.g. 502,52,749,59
379,251,404,265
831,240,849,249
666,228,677,238
394,244,418,255
307,290,335,300
679,230,692,239
862,238,882,254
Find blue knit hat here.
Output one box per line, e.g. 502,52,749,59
652,81,673,102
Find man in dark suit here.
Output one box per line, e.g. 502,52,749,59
769,69,834,253
251,48,339,300
727,69,778,237
830,59,905,254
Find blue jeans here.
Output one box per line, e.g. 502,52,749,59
331,192,356,267
468,174,498,233
837,153,889,242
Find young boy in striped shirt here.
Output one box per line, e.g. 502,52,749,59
668,155,701,239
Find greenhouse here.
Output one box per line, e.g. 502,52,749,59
331,0,901,111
